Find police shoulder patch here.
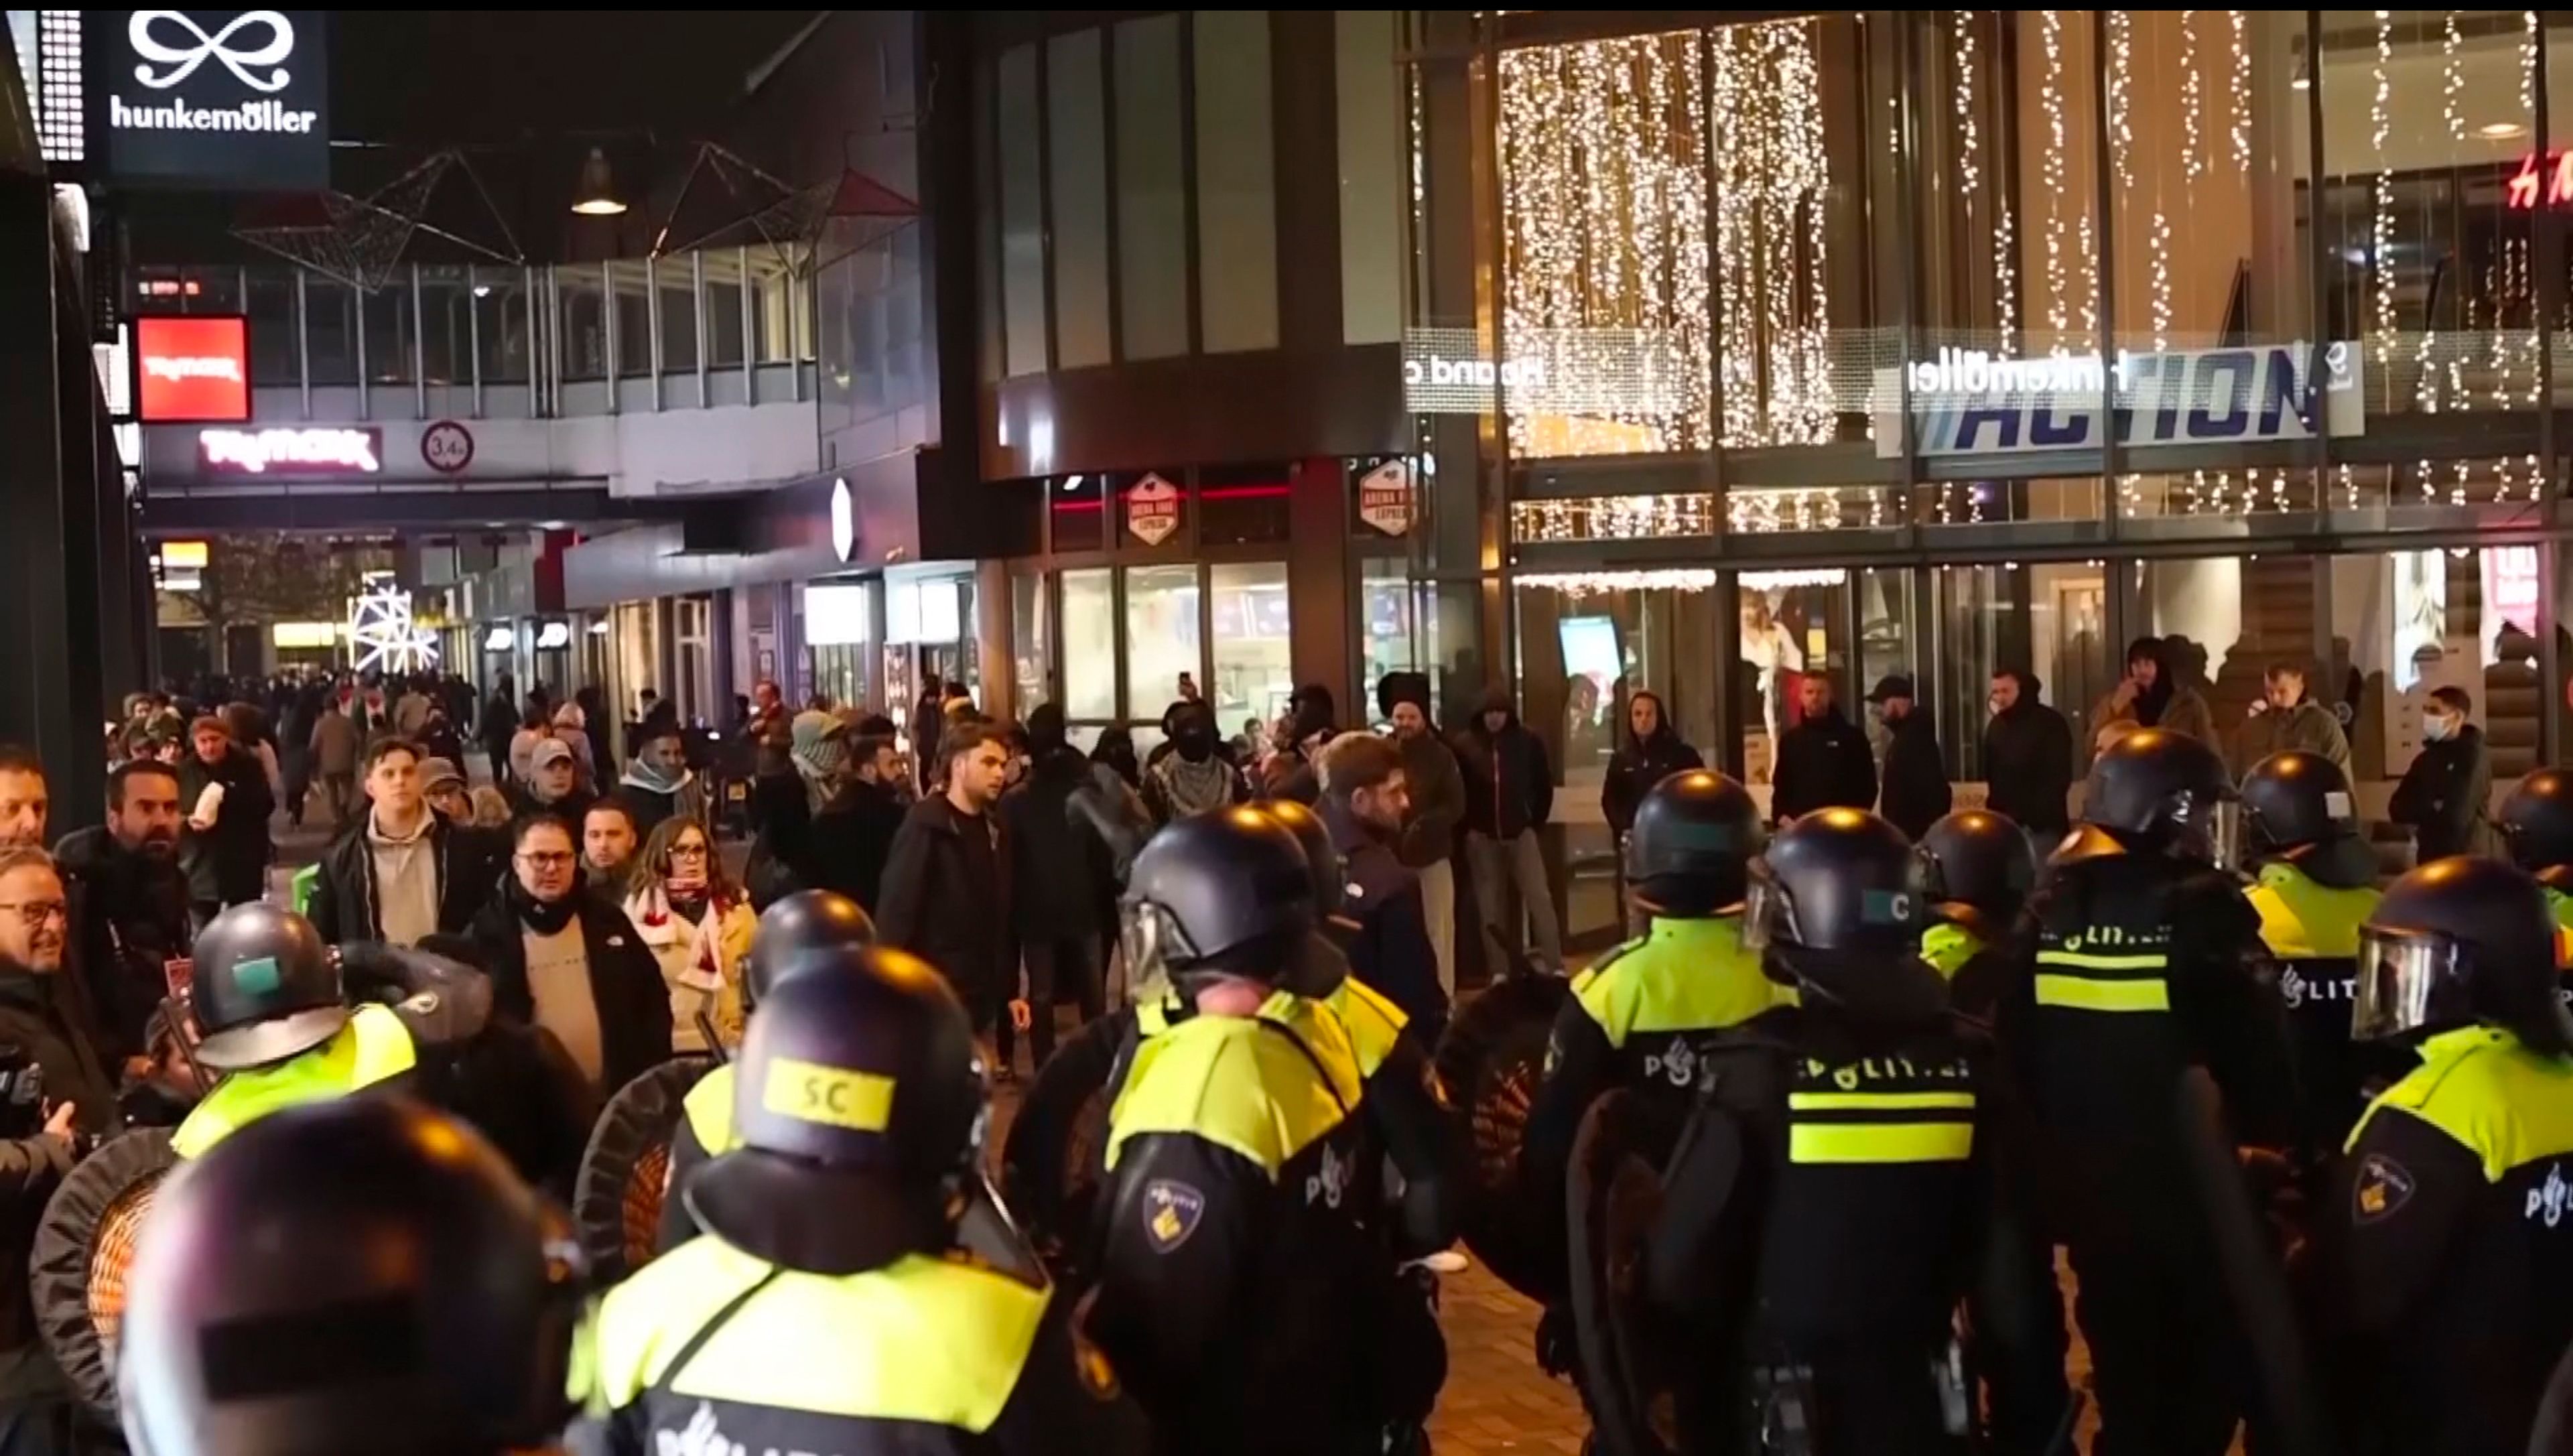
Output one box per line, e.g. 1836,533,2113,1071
1141,1179,1205,1253
2354,1152,2416,1225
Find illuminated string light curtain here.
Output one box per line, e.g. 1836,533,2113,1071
1949,12,2019,352
1708,17,1836,446
1498,33,1712,456
2036,11,2098,346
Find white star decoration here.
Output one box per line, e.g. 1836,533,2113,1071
350,585,439,673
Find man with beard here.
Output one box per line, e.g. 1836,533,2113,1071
0,848,113,1453
56,758,192,1065
616,721,705,836
1315,733,1446,1035
0,750,45,851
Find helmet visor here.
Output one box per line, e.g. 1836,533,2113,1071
1739,864,1788,953
1118,899,1195,995
2352,925,2464,1042
2166,792,2239,868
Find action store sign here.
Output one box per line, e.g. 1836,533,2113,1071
134,315,250,422
92,11,332,189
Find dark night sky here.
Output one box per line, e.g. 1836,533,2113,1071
123,9,826,265
330,11,822,147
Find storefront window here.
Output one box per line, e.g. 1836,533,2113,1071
704,252,746,370
2314,10,2541,420
1361,559,1423,715
1061,568,1116,720
611,261,652,378
997,43,1047,376
474,267,531,385
2129,555,2320,772
1735,570,1853,787
247,269,296,389
1932,563,2111,781
1048,29,1112,370
1198,463,1292,546
1194,10,1280,353
419,266,468,386
660,259,698,375
1051,473,1108,553
306,277,356,385
1124,564,1201,720
362,281,415,387
1210,563,1292,732
1012,573,1050,711
560,266,606,382
2345,544,2542,789
1114,14,1188,361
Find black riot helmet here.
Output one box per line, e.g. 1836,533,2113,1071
2499,769,2573,891
2239,750,2360,855
1624,769,1764,918
119,1098,582,1456
1914,809,2036,940
1122,806,1335,996
1747,809,1943,1016
1256,798,1347,919
2081,728,2236,861
188,903,344,1071
686,945,986,1275
2355,855,2573,1058
745,889,874,1009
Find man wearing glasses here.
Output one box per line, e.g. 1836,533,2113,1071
468,814,671,1110
0,846,117,1449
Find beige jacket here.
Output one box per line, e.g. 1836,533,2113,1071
623,884,756,1053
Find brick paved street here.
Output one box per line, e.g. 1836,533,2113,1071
1428,1260,1589,1454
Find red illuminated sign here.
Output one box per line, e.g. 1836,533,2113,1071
2507,151,2573,210
135,316,250,423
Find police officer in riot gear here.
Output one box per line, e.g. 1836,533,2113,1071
1999,728,2290,1456
577,946,1143,1453
1913,807,2036,1018
1090,807,1416,1455
1258,797,1467,1260
120,1096,581,1456
2324,856,2573,1456
655,888,874,1252
1523,771,1777,1246
1651,807,2016,1455
170,903,490,1159
2237,750,2385,1161
2496,767,2573,973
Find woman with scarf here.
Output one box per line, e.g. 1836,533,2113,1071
742,710,853,907
622,816,754,1054
2090,634,2215,751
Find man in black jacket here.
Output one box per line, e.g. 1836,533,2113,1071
466,814,671,1109
1457,688,1560,975
1981,667,2076,845
177,716,275,923
1000,706,1108,1071
1867,675,1953,840
56,759,192,1065
306,738,503,949
2389,685,2495,860
878,722,1018,1055
1317,734,1447,1040
1772,675,1877,825
0,847,117,1450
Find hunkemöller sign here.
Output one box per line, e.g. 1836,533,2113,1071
92,11,332,189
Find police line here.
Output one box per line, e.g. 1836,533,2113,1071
1871,341,2365,459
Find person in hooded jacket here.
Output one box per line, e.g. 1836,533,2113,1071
2389,685,2497,862
1771,675,1877,824
1002,704,1112,1067
1456,688,1560,976
2231,660,2353,779
1601,690,1704,846
2092,635,2217,748
1867,675,1953,841
1260,685,1340,804
1982,669,2075,845
1143,702,1249,824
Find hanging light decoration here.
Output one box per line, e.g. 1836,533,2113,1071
2370,10,2397,413
1707,17,1836,446
2227,10,2251,174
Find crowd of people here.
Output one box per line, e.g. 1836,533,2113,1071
20,645,2573,1455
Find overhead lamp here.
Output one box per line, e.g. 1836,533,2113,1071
2480,121,2530,139
570,146,626,216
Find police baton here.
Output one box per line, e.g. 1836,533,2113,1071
695,1011,728,1065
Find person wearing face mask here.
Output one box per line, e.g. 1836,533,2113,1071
624,818,755,1055
56,760,192,1066
1143,703,1248,825
2391,686,2497,863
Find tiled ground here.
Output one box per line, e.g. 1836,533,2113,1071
1427,1260,1591,1453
